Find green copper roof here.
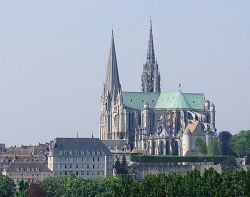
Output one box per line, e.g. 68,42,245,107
155,90,191,109
122,90,205,110
122,92,160,109
183,93,205,110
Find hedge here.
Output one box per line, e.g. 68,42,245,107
131,155,232,163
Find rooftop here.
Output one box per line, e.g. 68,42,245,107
122,89,205,110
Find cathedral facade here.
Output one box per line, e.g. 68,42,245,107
100,21,216,156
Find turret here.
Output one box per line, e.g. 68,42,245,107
205,100,210,111
182,129,191,156
210,103,215,129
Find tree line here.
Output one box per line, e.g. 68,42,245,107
1,167,250,197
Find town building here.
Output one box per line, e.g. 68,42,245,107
2,162,52,184
99,20,216,156
0,144,49,174
102,139,131,163
48,138,114,178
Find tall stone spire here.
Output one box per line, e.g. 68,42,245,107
147,19,155,64
141,19,161,93
104,30,121,95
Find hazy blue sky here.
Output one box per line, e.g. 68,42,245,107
0,0,249,146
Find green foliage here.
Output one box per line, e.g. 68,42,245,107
38,168,250,196
114,156,128,175
208,137,220,156
16,180,28,197
195,138,208,155
230,130,250,157
0,174,16,197
130,155,229,163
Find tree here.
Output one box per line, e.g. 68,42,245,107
114,155,128,175
41,176,63,196
28,184,46,197
195,138,208,156
229,130,250,158
121,155,127,167
218,131,233,155
183,169,203,196
202,168,222,196
16,179,29,197
208,138,220,156
0,174,16,197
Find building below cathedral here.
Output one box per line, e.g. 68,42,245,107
100,21,217,156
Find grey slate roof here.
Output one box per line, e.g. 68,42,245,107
102,139,128,150
6,162,51,172
51,138,111,155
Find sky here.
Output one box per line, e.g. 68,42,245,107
0,0,249,146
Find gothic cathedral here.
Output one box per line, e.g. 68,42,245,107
100,21,216,156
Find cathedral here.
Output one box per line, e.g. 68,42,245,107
100,21,216,156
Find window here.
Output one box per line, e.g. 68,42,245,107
70,164,72,169
65,164,67,169
93,158,95,162
87,164,89,169
76,171,78,176
93,164,95,169
76,164,78,169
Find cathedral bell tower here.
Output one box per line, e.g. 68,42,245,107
141,19,161,93
100,31,124,140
